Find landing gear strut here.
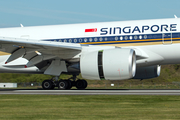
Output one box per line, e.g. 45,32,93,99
41,75,88,90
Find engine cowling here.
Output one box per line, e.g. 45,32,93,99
133,65,161,79
80,48,136,80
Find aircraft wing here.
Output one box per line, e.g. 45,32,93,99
0,36,81,54
0,36,81,51
0,36,82,70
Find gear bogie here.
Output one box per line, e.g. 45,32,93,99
42,78,87,90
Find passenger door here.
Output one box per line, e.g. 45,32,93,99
162,33,172,44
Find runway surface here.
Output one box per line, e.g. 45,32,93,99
0,89,180,95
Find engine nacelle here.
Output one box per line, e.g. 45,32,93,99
133,65,161,79
80,48,136,80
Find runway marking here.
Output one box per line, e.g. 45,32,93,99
0,89,180,95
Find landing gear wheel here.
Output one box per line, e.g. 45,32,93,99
75,80,87,89
58,80,68,90
66,80,72,89
42,80,54,90
82,80,88,88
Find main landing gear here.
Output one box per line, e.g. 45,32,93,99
42,75,88,90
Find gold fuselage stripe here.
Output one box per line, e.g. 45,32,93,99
80,37,180,45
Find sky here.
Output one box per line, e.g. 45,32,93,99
0,0,180,27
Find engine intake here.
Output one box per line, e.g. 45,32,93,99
80,48,136,80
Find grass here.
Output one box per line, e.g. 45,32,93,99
0,95,180,120
0,52,10,55
10,82,180,89
1,82,180,90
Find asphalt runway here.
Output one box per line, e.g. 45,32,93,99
0,89,180,95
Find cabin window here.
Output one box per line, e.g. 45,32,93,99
129,36,132,40
94,38,98,41
79,39,82,43
139,35,142,39
120,36,123,40
144,35,147,39
134,36,137,39
74,39,77,43
125,36,128,40
84,38,87,42
89,38,93,42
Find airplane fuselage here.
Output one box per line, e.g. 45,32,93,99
0,18,179,65
0,17,180,89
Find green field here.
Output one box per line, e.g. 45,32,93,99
0,95,180,120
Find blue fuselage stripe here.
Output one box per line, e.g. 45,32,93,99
42,32,180,45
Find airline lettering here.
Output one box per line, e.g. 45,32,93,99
100,24,177,35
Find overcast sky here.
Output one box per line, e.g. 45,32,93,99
0,0,179,27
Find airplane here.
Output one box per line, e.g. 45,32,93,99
0,17,179,90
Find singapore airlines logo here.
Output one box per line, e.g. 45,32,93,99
84,28,97,36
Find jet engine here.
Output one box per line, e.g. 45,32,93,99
133,65,161,79
80,48,136,80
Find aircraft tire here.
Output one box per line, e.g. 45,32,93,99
82,80,88,89
42,80,53,90
75,80,87,89
66,79,72,89
58,80,68,90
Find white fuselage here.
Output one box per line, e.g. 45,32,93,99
0,18,180,66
